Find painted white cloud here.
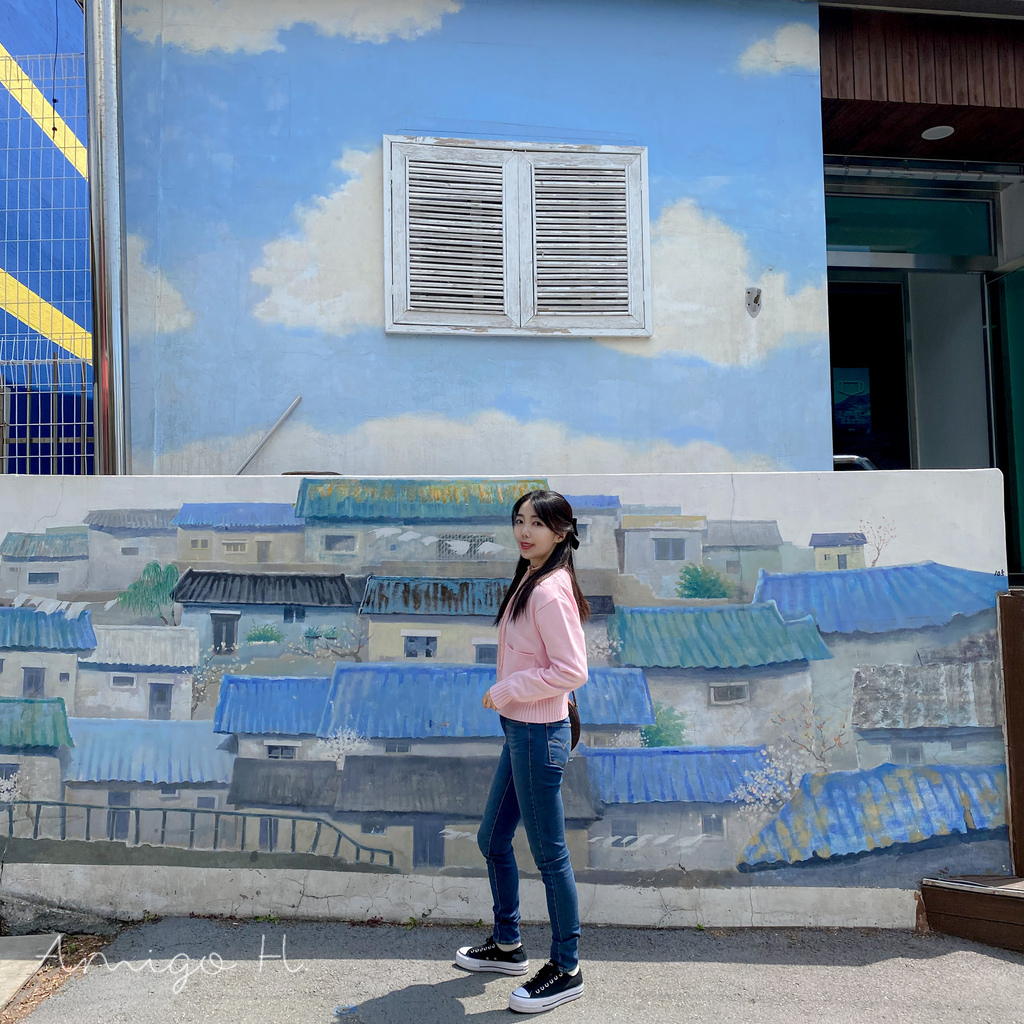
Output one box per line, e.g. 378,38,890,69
250,148,384,335
126,234,195,335
602,198,827,366
157,411,781,476
737,23,819,75
124,0,462,54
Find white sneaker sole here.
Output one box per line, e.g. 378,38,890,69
508,980,584,1013
455,947,530,975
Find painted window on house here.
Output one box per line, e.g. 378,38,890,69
197,796,217,810
149,682,173,720
610,817,638,848
0,658,5,674
27,572,59,585
437,533,494,560
159,785,179,798
223,542,247,554
404,635,437,658
0,763,19,781
385,136,650,337
190,538,210,549
361,821,387,835
837,554,848,569
475,643,498,664
111,674,136,688
709,683,749,706
59,672,70,682
266,745,297,760
283,606,306,623
950,737,970,751
726,560,741,575
325,534,356,552
891,742,924,765
701,813,725,838
211,613,239,652
22,667,44,698
576,522,590,544
654,538,687,561
384,740,411,753
120,546,139,555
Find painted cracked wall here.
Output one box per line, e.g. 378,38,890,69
0,471,1012,893
121,0,832,475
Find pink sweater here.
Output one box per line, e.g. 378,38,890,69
488,567,588,724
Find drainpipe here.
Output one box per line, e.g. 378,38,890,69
86,0,131,473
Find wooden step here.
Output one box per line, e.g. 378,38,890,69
921,877,1024,953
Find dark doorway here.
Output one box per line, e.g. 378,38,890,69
107,791,131,841
149,682,173,720
413,815,446,868
256,541,271,563
211,613,239,653
828,282,912,469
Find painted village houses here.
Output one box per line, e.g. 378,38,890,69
1,529,90,599
171,503,306,567
83,509,178,592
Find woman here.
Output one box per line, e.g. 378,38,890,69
454,490,589,1014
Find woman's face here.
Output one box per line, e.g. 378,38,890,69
514,499,565,569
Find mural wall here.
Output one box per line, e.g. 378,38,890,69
121,0,832,475
0,471,1012,895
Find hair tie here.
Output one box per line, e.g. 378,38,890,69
568,518,580,550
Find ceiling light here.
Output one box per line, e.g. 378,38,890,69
921,125,955,141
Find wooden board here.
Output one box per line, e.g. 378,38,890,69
921,879,1024,953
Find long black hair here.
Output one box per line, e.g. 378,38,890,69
493,490,590,626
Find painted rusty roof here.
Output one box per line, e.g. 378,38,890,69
295,478,546,521
359,576,510,617
79,626,201,672
84,509,179,531
0,607,97,651
740,763,1007,869
610,603,832,669
215,664,653,739
582,746,769,805
752,562,1007,635
171,503,303,530
65,718,235,785
0,697,73,747
171,568,353,606
1,530,89,560
704,520,783,548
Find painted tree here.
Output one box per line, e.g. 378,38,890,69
311,728,373,768
286,617,370,662
116,561,180,624
640,702,686,747
675,563,732,599
859,516,896,567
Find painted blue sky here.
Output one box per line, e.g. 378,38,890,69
117,0,831,470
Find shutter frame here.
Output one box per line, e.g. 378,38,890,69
384,136,651,337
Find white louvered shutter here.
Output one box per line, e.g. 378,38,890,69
384,137,649,337
386,140,520,331
519,150,648,334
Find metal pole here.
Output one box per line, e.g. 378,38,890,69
85,0,131,473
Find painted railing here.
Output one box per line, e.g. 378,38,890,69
1,800,394,867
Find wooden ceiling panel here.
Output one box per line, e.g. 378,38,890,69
822,97,1024,161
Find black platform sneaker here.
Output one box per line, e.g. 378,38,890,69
454,937,530,975
508,960,584,1013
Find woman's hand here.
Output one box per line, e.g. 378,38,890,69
482,689,497,710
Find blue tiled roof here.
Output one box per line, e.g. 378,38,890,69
610,603,831,669
740,763,1007,869
216,664,653,739
171,503,303,529
582,746,769,805
359,577,510,616
752,562,1007,635
1,531,89,560
563,495,621,511
295,478,547,521
65,719,235,785
0,608,96,651
214,676,333,736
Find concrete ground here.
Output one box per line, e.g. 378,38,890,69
0,935,59,1010
13,919,1024,1024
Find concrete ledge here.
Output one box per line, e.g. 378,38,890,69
0,864,919,929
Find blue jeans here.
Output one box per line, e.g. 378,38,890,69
477,715,580,972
